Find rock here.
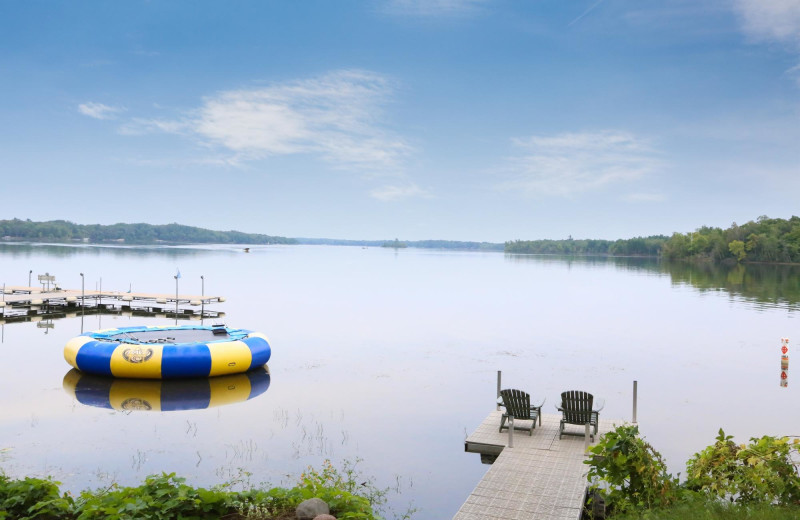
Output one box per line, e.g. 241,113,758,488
296,498,330,520
314,516,337,520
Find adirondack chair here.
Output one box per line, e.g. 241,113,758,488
499,388,542,436
557,390,599,440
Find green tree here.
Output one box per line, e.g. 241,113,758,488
728,240,746,262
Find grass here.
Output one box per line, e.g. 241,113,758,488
608,501,800,520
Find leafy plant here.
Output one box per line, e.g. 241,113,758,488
75,472,235,519
0,473,74,519
292,459,381,519
585,424,678,516
685,429,800,506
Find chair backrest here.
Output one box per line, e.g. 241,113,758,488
500,389,532,420
560,390,594,425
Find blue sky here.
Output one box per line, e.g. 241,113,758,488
1,0,799,242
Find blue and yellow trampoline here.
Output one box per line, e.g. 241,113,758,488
64,325,271,379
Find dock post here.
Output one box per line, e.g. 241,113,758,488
632,380,638,424
496,370,501,409
508,416,514,448
585,424,591,449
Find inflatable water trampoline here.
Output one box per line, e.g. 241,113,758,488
64,325,271,379
62,367,270,411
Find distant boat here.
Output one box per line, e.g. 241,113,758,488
244,247,250,253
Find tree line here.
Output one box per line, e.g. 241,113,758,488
0,219,296,245
505,215,800,264
505,235,667,256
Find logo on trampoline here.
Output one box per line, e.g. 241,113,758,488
122,347,154,364
121,397,153,411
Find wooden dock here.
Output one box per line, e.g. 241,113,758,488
456,411,620,520
0,286,224,322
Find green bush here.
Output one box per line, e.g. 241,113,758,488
75,473,234,519
685,429,800,506
0,460,387,520
0,474,74,519
585,424,678,515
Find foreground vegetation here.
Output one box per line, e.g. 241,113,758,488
0,219,296,245
0,459,403,520
585,425,800,518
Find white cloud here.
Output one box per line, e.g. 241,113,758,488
122,70,410,172
733,0,800,46
78,102,123,120
498,130,661,197
370,183,432,201
382,0,487,17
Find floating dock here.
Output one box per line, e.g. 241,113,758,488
456,410,619,520
0,286,224,323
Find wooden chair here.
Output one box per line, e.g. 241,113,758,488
558,390,599,440
499,388,541,436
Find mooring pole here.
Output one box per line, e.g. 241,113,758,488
632,380,638,424
174,275,179,325
508,416,514,448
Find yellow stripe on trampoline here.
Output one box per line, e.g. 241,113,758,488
64,336,94,369
110,344,164,379
209,341,252,377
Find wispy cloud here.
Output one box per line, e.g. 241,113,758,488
382,0,487,18
497,130,661,197
732,0,800,46
121,70,410,172
78,102,124,120
370,183,432,201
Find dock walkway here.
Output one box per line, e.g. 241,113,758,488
1,286,225,323
456,411,619,520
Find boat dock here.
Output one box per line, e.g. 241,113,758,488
456,410,619,520
0,285,225,323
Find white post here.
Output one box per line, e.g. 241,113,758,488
632,380,638,424
585,423,591,450
174,275,179,324
496,370,502,410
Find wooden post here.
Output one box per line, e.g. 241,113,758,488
508,416,514,448
632,380,638,424
496,370,502,410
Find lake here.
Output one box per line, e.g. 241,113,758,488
1,243,799,519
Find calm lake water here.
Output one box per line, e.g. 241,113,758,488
1,243,799,519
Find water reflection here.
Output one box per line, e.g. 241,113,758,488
62,367,270,411
505,254,800,310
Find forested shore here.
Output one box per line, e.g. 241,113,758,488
5,216,800,263
0,219,296,245
505,215,800,264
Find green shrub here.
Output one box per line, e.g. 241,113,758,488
75,473,234,519
685,429,800,506
585,424,678,515
0,473,74,519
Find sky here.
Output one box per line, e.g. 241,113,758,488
1,0,799,242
